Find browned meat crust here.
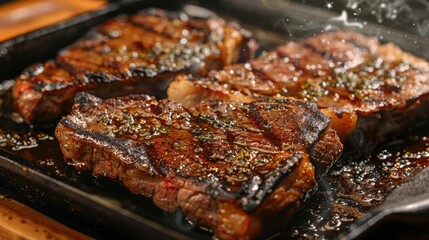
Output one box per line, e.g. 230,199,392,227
12,9,256,125
55,92,342,239
167,31,429,148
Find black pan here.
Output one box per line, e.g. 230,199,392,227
0,0,428,239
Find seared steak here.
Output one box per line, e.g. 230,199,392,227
168,31,429,149
55,92,342,239
12,9,255,125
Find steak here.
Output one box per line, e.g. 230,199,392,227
55,92,342,239
167,31,429,149
12,9,256,125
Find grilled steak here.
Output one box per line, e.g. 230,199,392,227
12,9,255,125
55,92,342,239
168,31,429,149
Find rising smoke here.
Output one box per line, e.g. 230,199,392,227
344,0,429,36
269,0,429,37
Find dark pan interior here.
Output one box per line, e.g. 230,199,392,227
0,0,428,239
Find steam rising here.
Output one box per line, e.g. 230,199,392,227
273,9,363,38
325,10,363,30
345,0,429,36
269,0,428,37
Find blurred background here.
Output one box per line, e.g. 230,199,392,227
0,0,106,41
0,0,427,42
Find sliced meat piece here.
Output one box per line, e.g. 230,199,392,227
12,8,256,125
168,31,429,148
55,92,342,239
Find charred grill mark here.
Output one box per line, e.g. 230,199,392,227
191,102,236,167
292,100,331,145
128,21,180,41
275,44,331,77
56,55,116,84
302,42,336,66
59,117,158,175
33,81,74,92
250,67,282,88
127,67,159,78
246,99,331,149
74,91,102,106
55,59,82,74
22,63,45,77
204,173,237,201
128,9,220,46
273,49,305,75
239,154,301,212
80,72,122,84
347,39,373,54
129,15,204,42
23,61,77,93
69,30,108,50
244,101,283,149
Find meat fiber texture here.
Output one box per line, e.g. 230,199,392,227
55,92,342,239
168,31,429,150
12,8,256,125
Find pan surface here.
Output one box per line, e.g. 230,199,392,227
0,0,428,239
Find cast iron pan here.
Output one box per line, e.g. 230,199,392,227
0,0,428,239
